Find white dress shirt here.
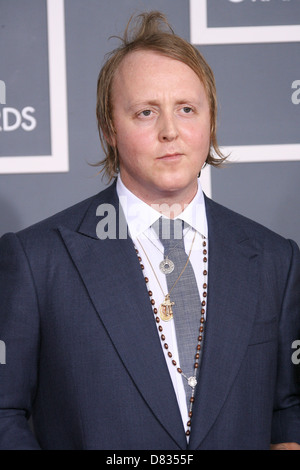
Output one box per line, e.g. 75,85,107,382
116,176,208,434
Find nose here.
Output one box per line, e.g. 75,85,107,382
158,111,178,142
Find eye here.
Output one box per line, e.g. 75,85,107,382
138,109,152,117
182,106,193,114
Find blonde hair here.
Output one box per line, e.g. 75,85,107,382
96,11,226,180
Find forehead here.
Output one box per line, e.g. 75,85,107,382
111,50,205,101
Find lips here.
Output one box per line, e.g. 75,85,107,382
158,153,183,160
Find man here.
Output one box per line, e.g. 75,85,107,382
0,11,299,450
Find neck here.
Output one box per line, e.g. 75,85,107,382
148,197,192,219
119,179,199,219
144,189,199,219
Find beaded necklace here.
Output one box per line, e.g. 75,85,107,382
134,233,208,437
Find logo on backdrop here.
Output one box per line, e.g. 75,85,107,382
0,80,37,132
0,0,68,174
291,80,300,105
0,80,5,105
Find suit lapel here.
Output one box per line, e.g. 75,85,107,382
58,183,187,449
188,197,260,449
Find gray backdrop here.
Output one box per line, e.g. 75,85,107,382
1,0,299,247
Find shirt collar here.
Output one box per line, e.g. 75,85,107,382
116,176,208,239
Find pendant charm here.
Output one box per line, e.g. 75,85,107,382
159,256,175,274
159,294,175,321
188,376,197,389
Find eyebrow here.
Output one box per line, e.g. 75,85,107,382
127,100,158,112
127,98,202,112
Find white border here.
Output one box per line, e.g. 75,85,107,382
190,0,300,45
201,145,300,198
191,0,300,197
221,144,300,163
0,0,69,174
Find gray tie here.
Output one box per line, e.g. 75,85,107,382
153,217,202,408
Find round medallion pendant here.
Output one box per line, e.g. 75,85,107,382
159,257,175,274
188,376,197,388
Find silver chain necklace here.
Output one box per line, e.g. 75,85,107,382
143,225,191,274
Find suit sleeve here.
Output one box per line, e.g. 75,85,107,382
0,233,41,449
271,239,300,444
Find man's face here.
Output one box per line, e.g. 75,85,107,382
110,50,211,206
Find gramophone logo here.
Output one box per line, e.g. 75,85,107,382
0,0,69,174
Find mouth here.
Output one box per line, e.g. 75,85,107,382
158,153,183,161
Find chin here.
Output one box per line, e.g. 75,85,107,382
158,173,197,192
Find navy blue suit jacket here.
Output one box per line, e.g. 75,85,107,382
0,182,300,449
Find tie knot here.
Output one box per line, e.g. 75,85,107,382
153,217,185,251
